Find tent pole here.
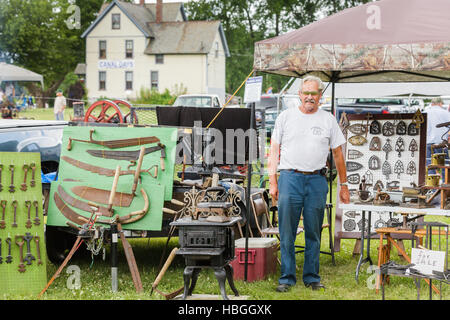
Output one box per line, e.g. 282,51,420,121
329,81,336,204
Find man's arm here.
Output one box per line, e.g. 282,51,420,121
332,145,350,204
268,140,280,201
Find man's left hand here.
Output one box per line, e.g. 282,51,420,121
340,185,350,204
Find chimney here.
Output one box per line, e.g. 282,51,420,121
156,0,163,24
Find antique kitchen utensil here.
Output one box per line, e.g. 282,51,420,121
370,120,381,135
348,149,364,160
349,135,367,146
346,161,363,172
369,136,382,151
396,120,407,135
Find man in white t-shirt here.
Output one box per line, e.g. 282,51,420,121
424,97,450,174
268,75,349,292
54,89,66,120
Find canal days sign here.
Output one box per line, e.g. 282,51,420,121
98,60,135,70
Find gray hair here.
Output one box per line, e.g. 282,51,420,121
300,75,325,92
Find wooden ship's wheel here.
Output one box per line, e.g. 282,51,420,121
84,100,124,123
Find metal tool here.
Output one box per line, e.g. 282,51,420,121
5,237,12,264
370,120,381,135
57,185,112,217
30,163,36,187
0,200,7,229
396,120,407,135
348,149,364,160
348,123,367,135
85,143,164,161
33,201,40,226
409,139,418,157
9,165,15,193
346,161,363,172
67,129,160,150
382,121,395,136
15,235,26,273
21,164,29,191
151,247,184,299
382,138,392,160
35,235,43,265
349,135,367,146
23,233,35,265
71,186,134,207
395,137,405,157
25,201,32,229
131,149,145,195
0,164,3,192
61,156,158,179
11,200,18,228
160,144,166,171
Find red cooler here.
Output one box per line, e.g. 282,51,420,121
230,238,278,282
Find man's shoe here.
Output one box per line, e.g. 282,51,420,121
276,284,292,292
305,282,326,291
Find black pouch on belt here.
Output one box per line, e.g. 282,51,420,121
319,167,328,177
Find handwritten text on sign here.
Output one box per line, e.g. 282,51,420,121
411,248,446,275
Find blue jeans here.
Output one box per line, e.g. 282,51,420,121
278,170,328,286
55,112,64,121
426,143,447,178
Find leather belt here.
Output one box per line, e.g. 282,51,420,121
284,169,321,175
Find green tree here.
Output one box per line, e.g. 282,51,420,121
0,0,115,107
185,0,372,96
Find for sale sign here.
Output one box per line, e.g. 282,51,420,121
411,248,446,275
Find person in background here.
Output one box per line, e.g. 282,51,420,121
424,97,450,176
5,82,15,104
54,89,66,121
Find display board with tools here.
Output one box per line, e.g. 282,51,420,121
46,125,177,231
0,152,47,295
335,112,428,248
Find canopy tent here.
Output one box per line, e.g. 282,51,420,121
254,0,450,84
0,62,44,88
252,0,450,252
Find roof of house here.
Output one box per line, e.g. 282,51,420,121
144,21,230,56
81,0,229,57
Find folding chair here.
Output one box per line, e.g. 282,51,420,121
249,191,304,264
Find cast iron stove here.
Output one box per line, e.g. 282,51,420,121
170,216,241,300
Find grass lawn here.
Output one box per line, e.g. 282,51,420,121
2,108,449,301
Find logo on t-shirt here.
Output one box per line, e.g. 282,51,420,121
311,126,324,136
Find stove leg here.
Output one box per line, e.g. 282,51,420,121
182,267,194,300
214,267,229,300
225,264,239,297
188,268,202,296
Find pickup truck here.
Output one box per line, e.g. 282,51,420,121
335,98,409,120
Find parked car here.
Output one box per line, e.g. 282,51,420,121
335,98,409,120
173,94,222,108
250,94,300,138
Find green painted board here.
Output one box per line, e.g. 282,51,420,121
58,126,177,200
0,152,47,295
46,125,175,231
47,180,165,231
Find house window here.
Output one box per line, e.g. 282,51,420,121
151,71,159,90
155,54,164,64
125,40,134,59
215,42,219,58
112,14,121,29
99,41,107,59
99,71,106,91
125,71,133,90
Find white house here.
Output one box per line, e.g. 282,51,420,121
81,0,230,103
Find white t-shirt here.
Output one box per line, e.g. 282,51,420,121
272,107,346,172
54,96,66,114
423,105,450,144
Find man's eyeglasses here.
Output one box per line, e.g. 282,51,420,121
302,91,320,96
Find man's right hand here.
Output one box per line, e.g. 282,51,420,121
269,183,279,202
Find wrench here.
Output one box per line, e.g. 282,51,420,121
9,165,15,193
0,200,7,229
25,201,32,229
34,235,43,265
20,164,29,191
11,200,18,228
23,233,35,265
33,201,40,226
0,164,3,192
15,235,26,272
29,163,36,187
5,237,12,264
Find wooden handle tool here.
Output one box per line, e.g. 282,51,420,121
132,147,145,195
